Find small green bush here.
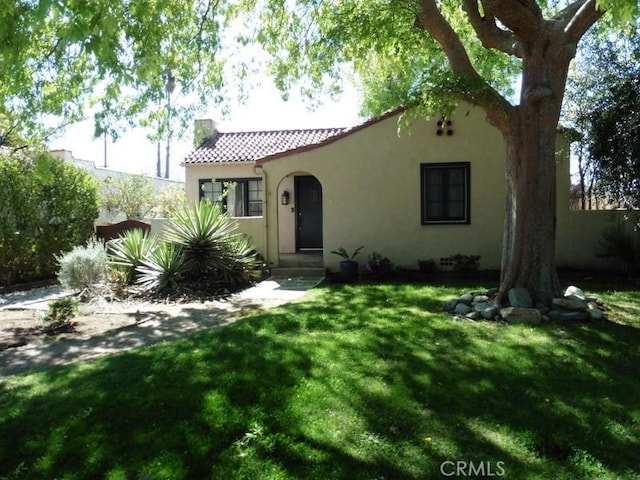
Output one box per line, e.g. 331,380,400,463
43,297,79,329
57,239,109,292
450,254,481,273
597,219,640,273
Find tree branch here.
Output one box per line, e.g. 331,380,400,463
462,0,523,57
482,0,544,43
562,0,605,43
415,0,515,126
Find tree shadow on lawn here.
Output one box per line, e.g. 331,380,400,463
281,284,640,478
0,283,638,479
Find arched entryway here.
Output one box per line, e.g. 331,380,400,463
294,175,323,250
277,173,323,255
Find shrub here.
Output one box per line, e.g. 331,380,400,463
363,252,393,277
107,229,159,284
152,184,187,218
100,173,156,220
57,239,109,293
0,152,99,287
418,258,437,273
450,254,481,273
42,297,79,330
597,218,640,273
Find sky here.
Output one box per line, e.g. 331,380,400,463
48,81,364,182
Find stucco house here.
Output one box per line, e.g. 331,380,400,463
182,104,624,273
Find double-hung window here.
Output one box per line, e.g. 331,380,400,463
421,162,470,224
199,178,263,217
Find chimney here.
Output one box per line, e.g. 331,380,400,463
193,119,217,148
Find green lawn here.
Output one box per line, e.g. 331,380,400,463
0,282,639,479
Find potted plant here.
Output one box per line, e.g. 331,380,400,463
331,246,364,281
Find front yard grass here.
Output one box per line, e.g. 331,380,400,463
0,282,639,479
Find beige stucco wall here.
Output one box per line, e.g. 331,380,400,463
261,104,509,271
185,105,631,273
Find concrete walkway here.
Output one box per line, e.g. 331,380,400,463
0,276,324,379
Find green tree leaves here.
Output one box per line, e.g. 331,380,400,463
100,173,156,220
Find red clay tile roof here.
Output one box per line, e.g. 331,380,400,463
183,127,349,164
182,107,406,165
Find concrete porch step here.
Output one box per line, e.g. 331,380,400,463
270,267,326,278
278,252,323,268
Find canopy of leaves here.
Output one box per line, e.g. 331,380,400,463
230,1,638,121
1,1,637,147
0,0,225,146
100,173,156,220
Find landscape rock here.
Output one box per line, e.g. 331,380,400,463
466,311,481,320
548,309,590,322
564,294,588,309
500,307,541,325
508,288,533,308
459,293,474,305
552,297,588,311
564,285,586,300
443,299,459,312
474,302,489,312
454,303,473,315
587,308,604,320
473,295,490,303
481,306,499,319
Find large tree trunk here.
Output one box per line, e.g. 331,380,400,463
414,0,604,307
498,115,562,307
495,38,573,308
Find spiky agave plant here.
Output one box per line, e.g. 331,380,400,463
107,229,158,284
163,200,259,290
136,242,188,294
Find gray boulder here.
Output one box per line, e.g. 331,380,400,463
552,297,588,311
454,303,473,315
508,288,533,308
481,306,499,319
548,309,590,322
459,293,474,305
500,307,541,325
474,302,489,312
588,308,604,320
443,299,459,312
466,311,481,320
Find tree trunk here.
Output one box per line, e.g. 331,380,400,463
496,38,572,308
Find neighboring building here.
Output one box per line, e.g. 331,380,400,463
50,149,184,224
182,105,628,273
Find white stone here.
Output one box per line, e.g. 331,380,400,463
564,286,586,300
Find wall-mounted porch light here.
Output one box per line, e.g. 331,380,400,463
281,190,290,205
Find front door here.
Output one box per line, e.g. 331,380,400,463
295,175,323,250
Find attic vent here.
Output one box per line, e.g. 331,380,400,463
440,257,454,267
436,118,454,136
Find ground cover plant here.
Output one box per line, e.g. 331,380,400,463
0,281,638,479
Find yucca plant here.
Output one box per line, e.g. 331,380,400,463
107,229,158,284
136,242,188,294
163,200,258,289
